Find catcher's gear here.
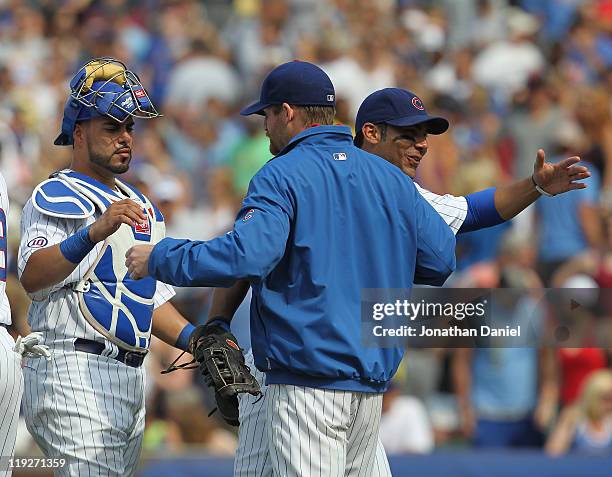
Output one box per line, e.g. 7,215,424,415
55,57,160,146
189,322,261,426
14,332,52,360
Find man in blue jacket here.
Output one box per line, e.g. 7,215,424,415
223,86,593,477
126,61,456,476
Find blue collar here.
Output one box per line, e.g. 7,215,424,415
276,125,353,157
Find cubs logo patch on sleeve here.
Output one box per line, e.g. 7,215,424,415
243,209,255,222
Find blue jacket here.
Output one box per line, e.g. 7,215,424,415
149,125,456,392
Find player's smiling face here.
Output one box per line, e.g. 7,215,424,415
81,116,135,175
379,124,429,178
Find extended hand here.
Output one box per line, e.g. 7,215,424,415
125,245,154,279
532,149,590,196
89,199,147,243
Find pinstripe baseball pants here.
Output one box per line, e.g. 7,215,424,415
22,347,145,477
266,384,385,477
235,351,392,476
0,327,23,477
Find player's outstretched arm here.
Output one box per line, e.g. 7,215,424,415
20,199,146,293
494,149,590,220
127,169,292,285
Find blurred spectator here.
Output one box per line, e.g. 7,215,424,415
557,348,608,406
546,223,612,409
164,387,238,455
472,7,544,99
319,32,383,118
520,0,582,42
572,86,612,194
424,48,476,103
453,232,555,448
502,75,565,179
164,37,240,117
380,383,434,454
470,0,508,48
534,120,603,285
546,369,612,455
224,0,295,78
229,117,272,194
561,5,612,85
153,168,238,241
551,210,612,315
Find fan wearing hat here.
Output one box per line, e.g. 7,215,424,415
18,58,196,477
355,87,591,234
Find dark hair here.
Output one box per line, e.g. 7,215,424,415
271,104,336,125
355,123,387,148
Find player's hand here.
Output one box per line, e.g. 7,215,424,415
89,199,147,243
14,332,52,360
125,244,154,279
532,149,590,196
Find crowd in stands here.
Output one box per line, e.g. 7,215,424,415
3,0,612,459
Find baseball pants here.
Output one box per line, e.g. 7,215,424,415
23,345,145,477
236,350,391,476
0,327,23,477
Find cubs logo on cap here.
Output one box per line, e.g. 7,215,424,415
355,88,449,144
412,96,425,111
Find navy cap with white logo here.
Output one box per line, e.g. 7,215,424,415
240,61,335,116
355,88,449,141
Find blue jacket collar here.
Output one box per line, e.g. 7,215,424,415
276,125,353,158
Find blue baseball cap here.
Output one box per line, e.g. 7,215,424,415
355,88,449,142
240,61,335,116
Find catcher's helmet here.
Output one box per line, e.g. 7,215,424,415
55,58,160,146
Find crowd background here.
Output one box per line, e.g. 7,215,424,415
2,0,612,464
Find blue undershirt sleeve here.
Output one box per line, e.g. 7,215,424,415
459,187,505,233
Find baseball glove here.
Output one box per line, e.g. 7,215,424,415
188,321,261,426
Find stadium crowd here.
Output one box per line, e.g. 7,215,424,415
2,0,612,460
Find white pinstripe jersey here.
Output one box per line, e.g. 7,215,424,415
414,183,468,235
17,187,175,346
0,173,10,325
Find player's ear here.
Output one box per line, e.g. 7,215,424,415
362,123,382,145
73,122,85,147
282,103,294,123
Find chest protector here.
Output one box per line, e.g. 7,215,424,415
32,170,166,352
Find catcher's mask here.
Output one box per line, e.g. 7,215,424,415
54,57,160,146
